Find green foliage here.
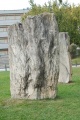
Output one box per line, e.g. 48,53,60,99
0,68,80,120
57,5,80,45
22,0,80,46
29,0,35,7
69,43,77,58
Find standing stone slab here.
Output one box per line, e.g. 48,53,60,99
8,13,59,99
58,32,72,83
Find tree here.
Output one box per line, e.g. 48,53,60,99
22,0,80,46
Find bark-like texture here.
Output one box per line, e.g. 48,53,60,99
58,32,72,83
8,13,59,99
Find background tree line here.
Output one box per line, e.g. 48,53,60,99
22,0,80,46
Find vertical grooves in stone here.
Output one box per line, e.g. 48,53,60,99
8,13,59,99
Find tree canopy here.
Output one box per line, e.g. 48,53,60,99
22,0,80,46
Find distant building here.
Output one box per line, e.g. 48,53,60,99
0,9,28,69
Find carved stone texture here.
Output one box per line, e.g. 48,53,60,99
8,13,59,99
58,32,72,83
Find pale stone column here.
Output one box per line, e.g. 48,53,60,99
8,13,59,99
58,32,72,83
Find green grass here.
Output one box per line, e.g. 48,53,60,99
0,68,80,120
0,71,10,102
72,57,80,64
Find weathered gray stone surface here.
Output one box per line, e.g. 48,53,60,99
58,32,72,83
8,13,59,99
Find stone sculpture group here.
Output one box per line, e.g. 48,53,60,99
8,13,72,99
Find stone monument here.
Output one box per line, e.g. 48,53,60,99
8,13,59,99
58,32,72,83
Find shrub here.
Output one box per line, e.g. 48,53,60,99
69,43,77,58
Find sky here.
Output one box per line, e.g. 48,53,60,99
0,0,80,10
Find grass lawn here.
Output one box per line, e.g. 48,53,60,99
72,57,80,65
0,68,80,120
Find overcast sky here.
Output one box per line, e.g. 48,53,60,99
0,0,80,10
